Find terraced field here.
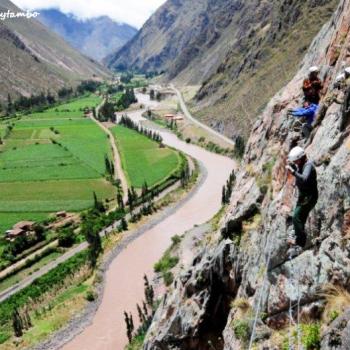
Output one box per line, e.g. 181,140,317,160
0,96,116,233
112,125,182,188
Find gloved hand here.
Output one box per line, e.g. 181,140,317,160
286,165,296,174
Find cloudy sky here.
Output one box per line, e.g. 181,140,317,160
12,0,167,28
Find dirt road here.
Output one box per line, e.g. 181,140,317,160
91,104,129,203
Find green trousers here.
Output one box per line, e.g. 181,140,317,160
293,192,318,247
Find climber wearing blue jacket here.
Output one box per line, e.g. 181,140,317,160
288,102,319,126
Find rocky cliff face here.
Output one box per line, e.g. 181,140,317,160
106,0,338,137
143,0,350,349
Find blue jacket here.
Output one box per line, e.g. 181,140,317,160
291,103,319,126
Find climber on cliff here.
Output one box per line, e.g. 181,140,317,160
334,67,350,89
303,66,323,104
286,146,318,257
287,101,318,126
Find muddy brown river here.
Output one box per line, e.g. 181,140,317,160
62,94,235,350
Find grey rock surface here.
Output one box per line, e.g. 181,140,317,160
143,0,350,349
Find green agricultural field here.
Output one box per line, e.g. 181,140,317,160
0,95,116,234
21,95,102,120
112,126,181,188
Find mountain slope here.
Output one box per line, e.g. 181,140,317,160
0,0,109,102
143,0,350,348
106,0,338,138
38,9,137,62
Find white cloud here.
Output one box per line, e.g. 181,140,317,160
11,0,167,28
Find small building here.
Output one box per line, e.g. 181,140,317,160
164,114,184,121
159,89,175,97
6,221,35,241
13,221,35,231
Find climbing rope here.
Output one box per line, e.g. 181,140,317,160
248,231,273,350
287,251,303,350
288,252,295,350
296,262,302,350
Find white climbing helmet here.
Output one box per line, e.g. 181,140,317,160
288,146,306,162
336,73,346,82
309,66,320,73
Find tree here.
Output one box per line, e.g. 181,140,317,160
149,89,155,100
46,91,56,105
12,309,23,337
120,217,128,231
141,181,149,199
99,102,115,122
127,189,134,212
234,136,245,159
222,186,227,205
105,155,112,177
144,275,154,308
124,311,134,343
33,223,45,241
82,220,102,267
117,191,124,210
58,228,75,248
93,191,105,212
7,93,13,115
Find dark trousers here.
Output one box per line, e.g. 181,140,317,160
293,193,318,247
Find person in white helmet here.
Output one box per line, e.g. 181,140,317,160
303,66,323,104
335,67,350,88
286,146,318,253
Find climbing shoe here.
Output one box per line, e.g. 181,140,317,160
287,245,303,259
287,231,296,246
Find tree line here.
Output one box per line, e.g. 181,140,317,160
124,275,155,344
1,80,102,117
97,88,137,122
119,115,163,143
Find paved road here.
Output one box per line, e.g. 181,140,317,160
0,241,88,303
171,84,236,147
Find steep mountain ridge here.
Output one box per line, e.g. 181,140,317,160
143,0,350,348
106,0,338,138
38,10,137,62
0,0,109,102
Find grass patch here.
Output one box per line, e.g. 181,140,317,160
112,125,182,188
125,332,146,350
154,235,181,286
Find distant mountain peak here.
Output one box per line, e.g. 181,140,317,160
37,9,137,62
